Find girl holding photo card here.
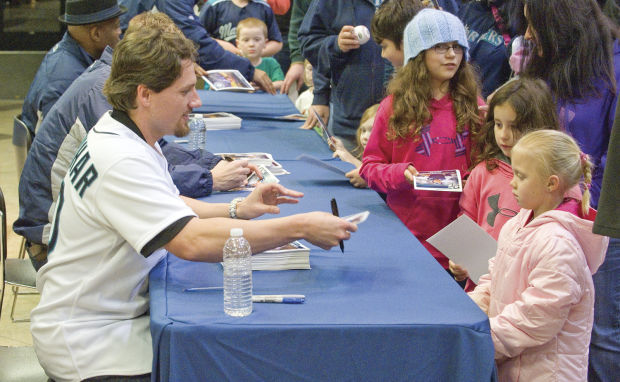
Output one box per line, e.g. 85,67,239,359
360,9,483,273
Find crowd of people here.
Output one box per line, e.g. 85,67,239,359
12,0,619,381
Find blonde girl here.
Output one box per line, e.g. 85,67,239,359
331,104,379,188
469,130,609,381
360,8,483,271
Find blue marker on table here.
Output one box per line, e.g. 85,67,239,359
252,295,305,304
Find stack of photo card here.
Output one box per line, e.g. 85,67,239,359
252,241,311,270
189,112,241,130
247,164,279,187
201,70,254,92
412,170,463,192
216,152,288,175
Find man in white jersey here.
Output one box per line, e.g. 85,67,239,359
30,28,356,382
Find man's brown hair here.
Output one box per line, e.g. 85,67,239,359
103,28,197,112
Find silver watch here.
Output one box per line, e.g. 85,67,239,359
229,197,244,219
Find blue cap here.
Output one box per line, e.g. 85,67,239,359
403,8,469,63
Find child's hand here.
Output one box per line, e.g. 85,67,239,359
337,26,361,53
329,137,345,152
404,165,419,185
193,63,208,78
253,69,276,95
449,260,470,282
301,105,329,130
345,168,368,188
273,80,284,92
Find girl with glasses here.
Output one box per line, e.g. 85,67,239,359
360,8,483,278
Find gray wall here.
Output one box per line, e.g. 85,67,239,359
0,51,46,100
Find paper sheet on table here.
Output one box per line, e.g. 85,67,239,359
427,215,498,283
296,154,347,175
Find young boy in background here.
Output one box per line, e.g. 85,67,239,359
200,0,282,57
371,0,426,68
237,17,284,90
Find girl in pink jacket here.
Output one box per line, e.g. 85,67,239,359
359,9,483,271
469,130,609,381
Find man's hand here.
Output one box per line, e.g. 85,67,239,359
404,165,419,185
345,168,367,188
253,69,276,94
297,211,357,250
281,62,305,95
449,260,470,282
337,25,361,53
236,183,304,219
211,160,259,191
301,104,329,130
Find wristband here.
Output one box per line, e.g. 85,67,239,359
229,197,244,219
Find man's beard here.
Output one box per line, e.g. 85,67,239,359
174,121,190,137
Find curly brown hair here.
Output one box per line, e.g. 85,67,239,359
386,51,482,143
473,78,560,171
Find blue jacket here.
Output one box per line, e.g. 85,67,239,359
458,1,513,97
298,0,387,139
119,0,155,31
18,31,94,140
155,0,255,81
15,47,222,246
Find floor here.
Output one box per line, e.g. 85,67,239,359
0,99,39,346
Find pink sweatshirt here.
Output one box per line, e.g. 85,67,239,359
469,204,609,381
460,159,584,240
460,159,518,240
360,94,476,269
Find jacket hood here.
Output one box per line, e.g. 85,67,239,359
521,209,609,274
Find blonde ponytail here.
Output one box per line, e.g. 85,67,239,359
514,130,593,216
580,153,593,216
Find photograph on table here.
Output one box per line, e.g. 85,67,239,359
202,70,254,91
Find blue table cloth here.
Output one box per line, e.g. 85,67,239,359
166,118,336,161
149,159,497,381
194,90,300,118
205,119,334,161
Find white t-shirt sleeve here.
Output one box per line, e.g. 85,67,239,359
95,154,196,255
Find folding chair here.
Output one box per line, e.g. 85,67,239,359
0,346,48,382
13,114,31,182
0,185,37,323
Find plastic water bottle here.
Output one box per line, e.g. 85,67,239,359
223,228,252,317
187,117,206,151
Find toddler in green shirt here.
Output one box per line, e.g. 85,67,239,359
237,17,284,91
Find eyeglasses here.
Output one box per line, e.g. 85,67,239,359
432,43,464,55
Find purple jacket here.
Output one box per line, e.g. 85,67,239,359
557,41,620,208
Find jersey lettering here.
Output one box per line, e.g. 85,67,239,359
48,181,65,252
74,165,98,198
67,137,99,198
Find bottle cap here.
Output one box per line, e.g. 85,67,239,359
230,228,243,237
